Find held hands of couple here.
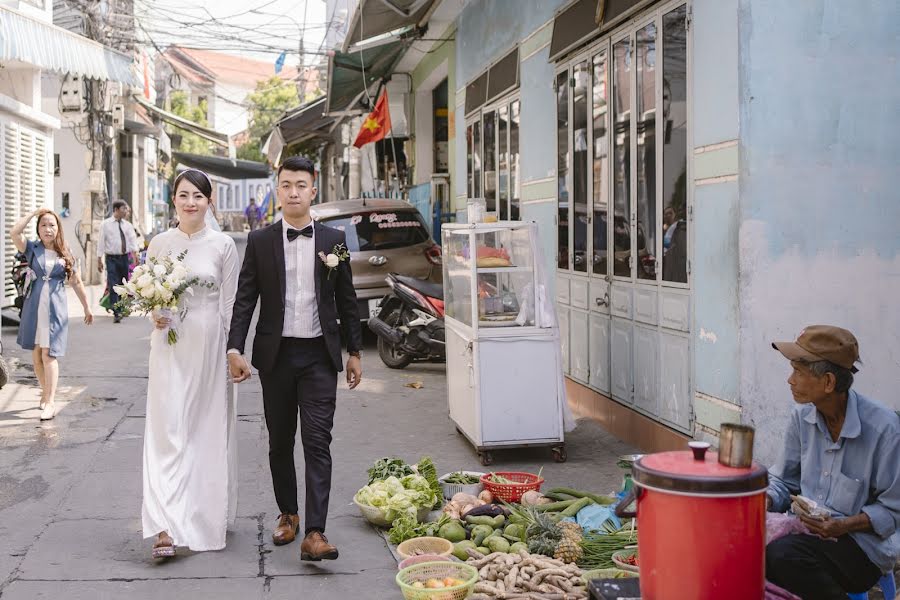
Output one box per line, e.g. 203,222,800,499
228,353,252,383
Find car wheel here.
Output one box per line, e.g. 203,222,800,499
377,308,413,369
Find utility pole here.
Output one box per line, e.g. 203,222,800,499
82,0,107,285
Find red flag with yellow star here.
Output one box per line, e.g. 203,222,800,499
353,89,391,148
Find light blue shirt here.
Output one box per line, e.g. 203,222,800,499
767,390,900,573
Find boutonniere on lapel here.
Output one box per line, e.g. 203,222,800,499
318,243,350,280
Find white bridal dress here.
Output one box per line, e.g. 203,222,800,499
141,225,240,551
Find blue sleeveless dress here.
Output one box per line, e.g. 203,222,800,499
17,240,70,357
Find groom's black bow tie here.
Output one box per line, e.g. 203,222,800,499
286,225,313,241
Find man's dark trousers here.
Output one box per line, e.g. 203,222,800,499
259,336,337,535
766,533,882,600
105,254,130,317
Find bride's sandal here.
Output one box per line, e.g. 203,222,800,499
152,533,176,559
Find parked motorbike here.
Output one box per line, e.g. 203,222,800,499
368,273,445,369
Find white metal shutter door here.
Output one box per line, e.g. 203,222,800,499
2,120,20,304
19,124,46,215
33,130,49,211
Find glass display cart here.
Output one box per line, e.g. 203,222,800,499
442,221,566,465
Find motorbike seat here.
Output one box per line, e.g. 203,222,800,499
394,275,444,301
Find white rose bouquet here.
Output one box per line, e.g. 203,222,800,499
113,250,205,344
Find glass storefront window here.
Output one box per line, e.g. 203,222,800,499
511,100,521,221
636,22,657,281
466,124,474,197
592,51,609,276
484,111,497,215
466,98,521,222
662,5,688,284
612,39,631,278
572,61,589,273
557,70,570,270
498,105,509,221
473,121,482,199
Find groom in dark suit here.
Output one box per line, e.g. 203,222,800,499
227,156,362,561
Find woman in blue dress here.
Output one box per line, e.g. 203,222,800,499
11,208,93,420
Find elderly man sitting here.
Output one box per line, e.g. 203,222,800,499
766,325,899,599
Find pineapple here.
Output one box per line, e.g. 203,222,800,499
526,510,562,557
553,521,584,563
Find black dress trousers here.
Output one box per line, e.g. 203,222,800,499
258,336,337,532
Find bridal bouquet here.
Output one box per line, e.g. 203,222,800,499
113,250,203,344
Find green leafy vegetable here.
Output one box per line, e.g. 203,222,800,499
443,471,481,485
388,513,454,545
415,456,444,509
367,457,414,484
355,475,439,524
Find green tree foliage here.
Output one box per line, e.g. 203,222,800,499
166,91,212,156
237,76,303,162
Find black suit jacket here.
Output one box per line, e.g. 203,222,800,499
227,219,362,373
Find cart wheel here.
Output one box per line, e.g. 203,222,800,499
552,445,568,463
479,452,494,467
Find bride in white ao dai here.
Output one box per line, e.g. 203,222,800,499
142,169,240,557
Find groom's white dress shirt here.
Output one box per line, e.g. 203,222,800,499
282,222,322,338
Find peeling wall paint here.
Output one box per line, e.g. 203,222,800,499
738,224,900,464
738,0,900,467
699,329,718,344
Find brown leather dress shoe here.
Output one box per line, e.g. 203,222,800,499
300,531,339,561
272,513,300,546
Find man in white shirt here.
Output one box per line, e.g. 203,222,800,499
97,200,139,323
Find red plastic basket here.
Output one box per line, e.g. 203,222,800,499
480,472,544,503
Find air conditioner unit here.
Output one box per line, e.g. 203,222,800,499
60,75,85,112
112,104,125,129
88,170,106,193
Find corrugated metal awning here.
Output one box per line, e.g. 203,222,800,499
173,152,271,180
0,6,138,86
342,0,437,52
275,97,334,145
325,40,407,114
134,96,230,147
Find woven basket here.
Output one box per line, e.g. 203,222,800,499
611,549,639,573
354,499,431,528
582,568,639,584
479,472,544,503
398,554,453,570
439,472,485,500
396,561,478,600
397,537,454,560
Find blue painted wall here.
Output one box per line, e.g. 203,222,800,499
520,48,558,184
454,0,565,197
737,0,900,463
452,0,565,292
692,181,740,404
689,0,741,407
692,0,739,147
455,0,563,85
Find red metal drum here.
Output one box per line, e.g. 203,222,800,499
630,445,768,600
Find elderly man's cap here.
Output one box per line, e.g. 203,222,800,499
772,325,859,373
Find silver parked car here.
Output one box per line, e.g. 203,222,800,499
310,198,441,321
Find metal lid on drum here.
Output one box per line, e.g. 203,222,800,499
633,446,768,495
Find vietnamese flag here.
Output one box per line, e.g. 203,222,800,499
353,89,391,148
